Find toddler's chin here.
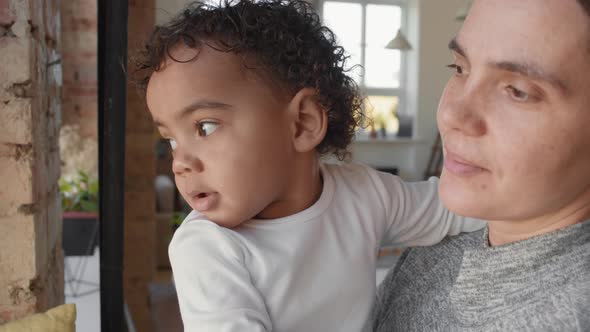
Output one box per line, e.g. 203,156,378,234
198,209,248,229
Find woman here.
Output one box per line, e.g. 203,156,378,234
372,0,590,330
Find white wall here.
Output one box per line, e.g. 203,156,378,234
352,0,466,180
412,0,466,180
155,0,192,24
153,0,468,180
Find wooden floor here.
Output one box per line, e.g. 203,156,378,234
149,269,182,332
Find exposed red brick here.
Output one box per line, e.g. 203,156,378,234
67,17,97,31
0,0,16,27
62,85,97,97
125,1,156,331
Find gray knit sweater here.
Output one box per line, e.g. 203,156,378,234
371,220,590,332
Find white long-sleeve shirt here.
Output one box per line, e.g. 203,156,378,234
169,162,485,332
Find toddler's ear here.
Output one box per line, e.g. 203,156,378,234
287,88,327,153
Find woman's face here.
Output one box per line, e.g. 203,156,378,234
438,0,590,222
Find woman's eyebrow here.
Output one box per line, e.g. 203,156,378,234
448,38,467,58
489,61,569,95
448,37,569,95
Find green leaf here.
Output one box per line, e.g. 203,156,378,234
59,170,99,212
171,212,187,227
80,200,99,213
59,182,73,193
89,181,99,195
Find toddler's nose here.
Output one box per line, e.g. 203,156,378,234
172,149,204,176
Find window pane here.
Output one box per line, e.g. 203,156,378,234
365,5,402,88
363,95,400,135
322,1,363,83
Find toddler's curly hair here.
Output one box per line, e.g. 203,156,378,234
135,0,365,160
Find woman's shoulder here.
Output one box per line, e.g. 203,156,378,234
377,230,483,296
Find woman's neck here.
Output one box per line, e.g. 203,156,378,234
488,187,590,246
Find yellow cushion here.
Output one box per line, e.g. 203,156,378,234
0,304,76,332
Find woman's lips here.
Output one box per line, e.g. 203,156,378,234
188,192,219,212
444,151,486,176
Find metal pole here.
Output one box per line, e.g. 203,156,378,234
98,0,128,330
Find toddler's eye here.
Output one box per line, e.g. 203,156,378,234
168,139,177,151
196,121,219,137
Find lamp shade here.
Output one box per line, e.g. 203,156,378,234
385,29,412,50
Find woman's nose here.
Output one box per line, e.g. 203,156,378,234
438,84,487,137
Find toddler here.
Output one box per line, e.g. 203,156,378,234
137,1,484,330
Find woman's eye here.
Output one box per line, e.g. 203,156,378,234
506,86,530,102
446,64,465,76
196,121,219,137
168,139,178,150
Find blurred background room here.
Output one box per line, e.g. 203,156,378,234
0,0,471,330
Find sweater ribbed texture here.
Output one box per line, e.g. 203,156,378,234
372,220,590,331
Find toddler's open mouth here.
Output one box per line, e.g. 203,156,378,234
187,191,219,212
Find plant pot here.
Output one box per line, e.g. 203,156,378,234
63,211,99,256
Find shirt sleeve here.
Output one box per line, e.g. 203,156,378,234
372,172,486,248
169,218,272,332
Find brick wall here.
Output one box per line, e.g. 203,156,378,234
125,1,157,331
60,0,96,139
59,0,97,179
0,0,63,323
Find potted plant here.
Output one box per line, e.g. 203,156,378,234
60,171,99,256
171,211,187,232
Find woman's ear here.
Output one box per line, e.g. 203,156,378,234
286,88,328,153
